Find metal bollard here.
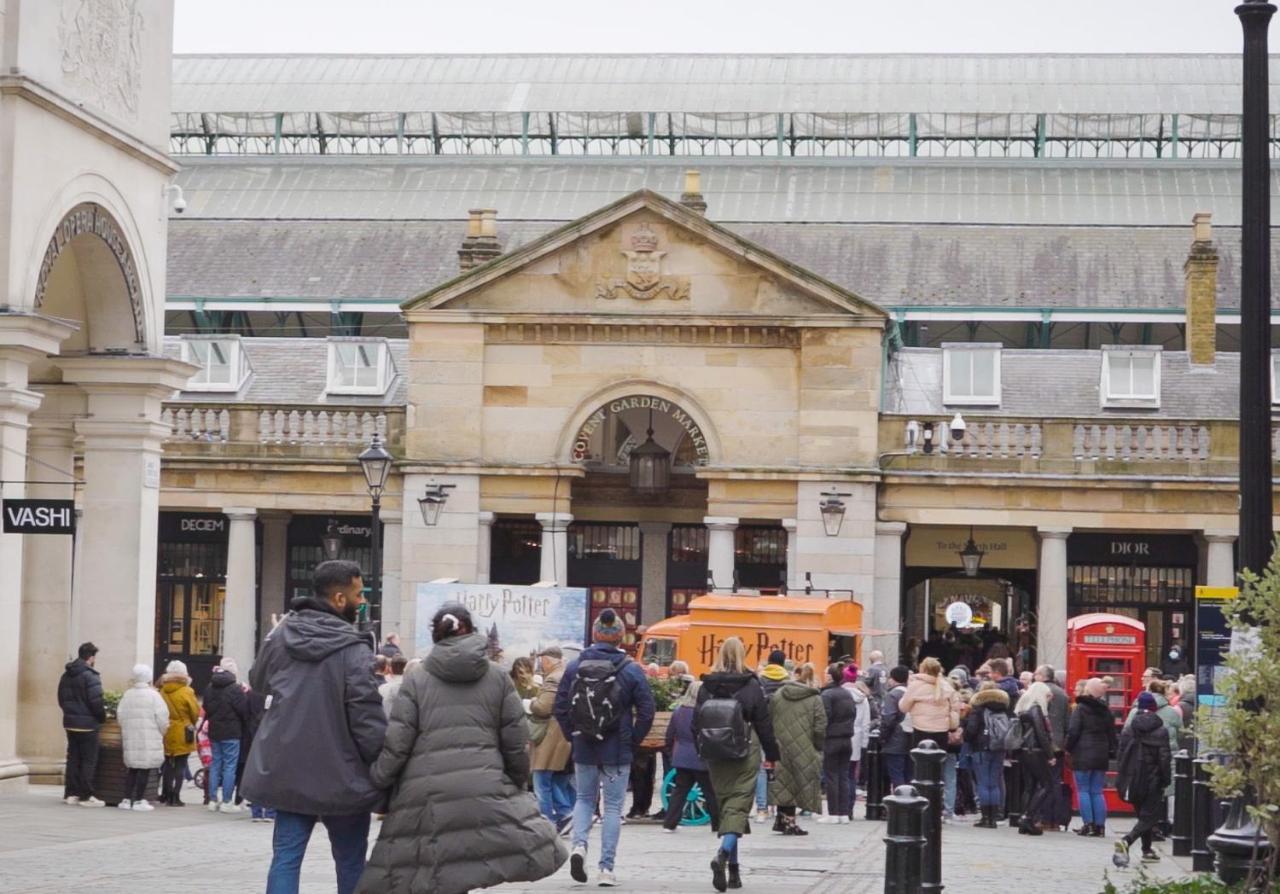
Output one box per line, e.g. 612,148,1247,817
883,784,929,894
1004,752,1023,827
910,739,946,894
1191,754,1215,872
1171,749,1192,857
865,727,886,821
1208,790,1273,885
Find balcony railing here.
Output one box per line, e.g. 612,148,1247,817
161,404,404,452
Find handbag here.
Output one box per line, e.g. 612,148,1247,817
183,724,196,745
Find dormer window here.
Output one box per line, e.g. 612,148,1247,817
942,344,1001,406
1101,347,1161,409
181,336,248,392
326,338,393,395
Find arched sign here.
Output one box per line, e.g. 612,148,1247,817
34,203,145,344
571,394,710,465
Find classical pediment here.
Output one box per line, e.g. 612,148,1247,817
403,190,885,323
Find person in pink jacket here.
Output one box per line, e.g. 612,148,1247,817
898,657,960,749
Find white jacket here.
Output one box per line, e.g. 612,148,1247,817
118,682,170,769
843,682,871,763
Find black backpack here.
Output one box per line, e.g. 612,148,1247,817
569,659,628,741
696,697,751,761
984,709,1015,752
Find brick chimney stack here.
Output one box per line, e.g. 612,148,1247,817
1184,211,1219,366
458,209,502,271
679,169,707,214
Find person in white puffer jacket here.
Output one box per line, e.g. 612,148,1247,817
117,664,169,811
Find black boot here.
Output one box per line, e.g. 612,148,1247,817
980,806,997,828
771,813,786,834
711,850,728,893
1073,823,1094,837
1090,824,1106,838
728,866,742,890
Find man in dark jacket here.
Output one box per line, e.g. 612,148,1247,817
1034,664,1070,830
242,560,387,894
879,666,912,789
378,632,403,658
57,642,106,807
1113,692,1173,867
989,658,1021,703
554,609,655,887
203,660,249,811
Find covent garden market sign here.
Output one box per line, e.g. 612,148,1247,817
571,395,711,465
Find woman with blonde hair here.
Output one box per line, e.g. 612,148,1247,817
793,663,817,687
695,637,781,892
1013,681,1056,836
899,657,959,750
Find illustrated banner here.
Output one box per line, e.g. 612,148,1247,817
414,582,588,665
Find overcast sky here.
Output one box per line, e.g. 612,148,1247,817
174,0,1248,55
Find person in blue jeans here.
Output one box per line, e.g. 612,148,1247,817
879,666,913,791
962,681,1011,827
554,609,655,888
1066,677,1117,837
201,659,249,813
241,560,388,894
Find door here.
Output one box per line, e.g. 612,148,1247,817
567,523,642,647
155,540,228,693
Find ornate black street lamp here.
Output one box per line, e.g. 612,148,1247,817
958,527,984,578
357,434,393,634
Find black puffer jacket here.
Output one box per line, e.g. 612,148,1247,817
242,598,388,816
820,683,856,753
962,687,1011,751
696,672,781,762
1116,710,1172,804
1065,695,1117,772
202,669,249,742
57,659,105,731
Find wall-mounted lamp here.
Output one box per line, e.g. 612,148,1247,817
418,480,457,527
819,491,852,537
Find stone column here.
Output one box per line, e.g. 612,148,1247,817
873,521,908,666
782,518,798,591
1036,527,1073,672
61,356,194,691
0,314,76,786
380,517,403,636
705,516,739,592
476,512,496,583
1204,531,1237,588
536,512,573,586
257,511,291,640
18,388,84,778
639,521,672,624
222,509,258,673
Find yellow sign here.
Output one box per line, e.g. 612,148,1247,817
1195,586,1239,600
905,526,1038,570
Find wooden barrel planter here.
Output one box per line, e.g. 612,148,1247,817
639,711,672,752
93,720,160,806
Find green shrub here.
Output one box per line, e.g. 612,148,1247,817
102,689,123,721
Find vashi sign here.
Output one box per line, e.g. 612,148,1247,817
3,499,75,534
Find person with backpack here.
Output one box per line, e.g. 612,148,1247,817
879,666,913,790
553,609,655,888
1066,677,1117,838
962,680,1011,828
1012,681,1056,836
1113,692,1173,867
766,662,823,836
696,637,781,893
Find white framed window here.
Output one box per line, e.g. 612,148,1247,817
942,344,1001,406
326,338,392,395
1101,347,1161,408
181,336,246,392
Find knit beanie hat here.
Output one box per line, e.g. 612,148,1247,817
165,660,188,677
767,649,787,667
843,663,860,684
1136,691,1158,712
592,609,625,645
130,664,153,685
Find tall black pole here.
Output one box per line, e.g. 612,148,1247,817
369,493,381,642
1237,0,1275,577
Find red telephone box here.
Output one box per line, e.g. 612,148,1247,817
1066,613,1146,815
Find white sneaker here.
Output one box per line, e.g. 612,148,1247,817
207,800,220,813
131,800,154,812
63,796,80,806
117,799,133,810
838,816,850,824
597,870,618,887
79,796,105,808
817,815,838,824
221,803,243,814
755,809,770,823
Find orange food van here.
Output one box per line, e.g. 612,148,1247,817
1066,613,1147,815
637,594,870,678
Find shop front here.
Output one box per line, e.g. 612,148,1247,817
286,514,377,622
902,526,1039,670
1066,532,1197,672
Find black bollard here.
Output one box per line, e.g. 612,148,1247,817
865,727,886,821
883,784,929,894
1004,752,1023,827
910,739,946,894
1171,749,1192,857
1191,754,1216,872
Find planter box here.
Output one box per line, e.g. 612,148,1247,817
639,711,672,752
93,720,160,806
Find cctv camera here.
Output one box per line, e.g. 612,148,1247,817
949,412,967,443
173,195,187,214
164,184,187,215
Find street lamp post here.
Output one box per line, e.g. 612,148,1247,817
357,434,394,638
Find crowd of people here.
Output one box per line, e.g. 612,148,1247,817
53,563,1198,892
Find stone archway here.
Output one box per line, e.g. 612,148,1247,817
559,382,722,468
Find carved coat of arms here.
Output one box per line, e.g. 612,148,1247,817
596,224,690,301
60,0,144,118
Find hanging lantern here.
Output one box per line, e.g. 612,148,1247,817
321,521,344,560
629,410,671,495
958,526,985,578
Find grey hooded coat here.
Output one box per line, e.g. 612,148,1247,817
356,633,567,894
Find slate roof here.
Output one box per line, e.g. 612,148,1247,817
884,347,1241,420
163,336,408,406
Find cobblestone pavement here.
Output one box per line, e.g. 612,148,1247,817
0,786,1196,894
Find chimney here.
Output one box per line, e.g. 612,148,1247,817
1184,211,1219,366
679,169,707,214
458,208,502,272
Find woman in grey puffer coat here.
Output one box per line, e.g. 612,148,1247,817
357,604,567,894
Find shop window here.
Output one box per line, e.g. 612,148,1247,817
326,338,393,395
569,524,642,562
942,344,1001,406
1101,348,1161,408
181,336,248,392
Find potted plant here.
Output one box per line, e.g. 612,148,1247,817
639,675,686,751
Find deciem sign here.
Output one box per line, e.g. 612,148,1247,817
2,499,75,534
